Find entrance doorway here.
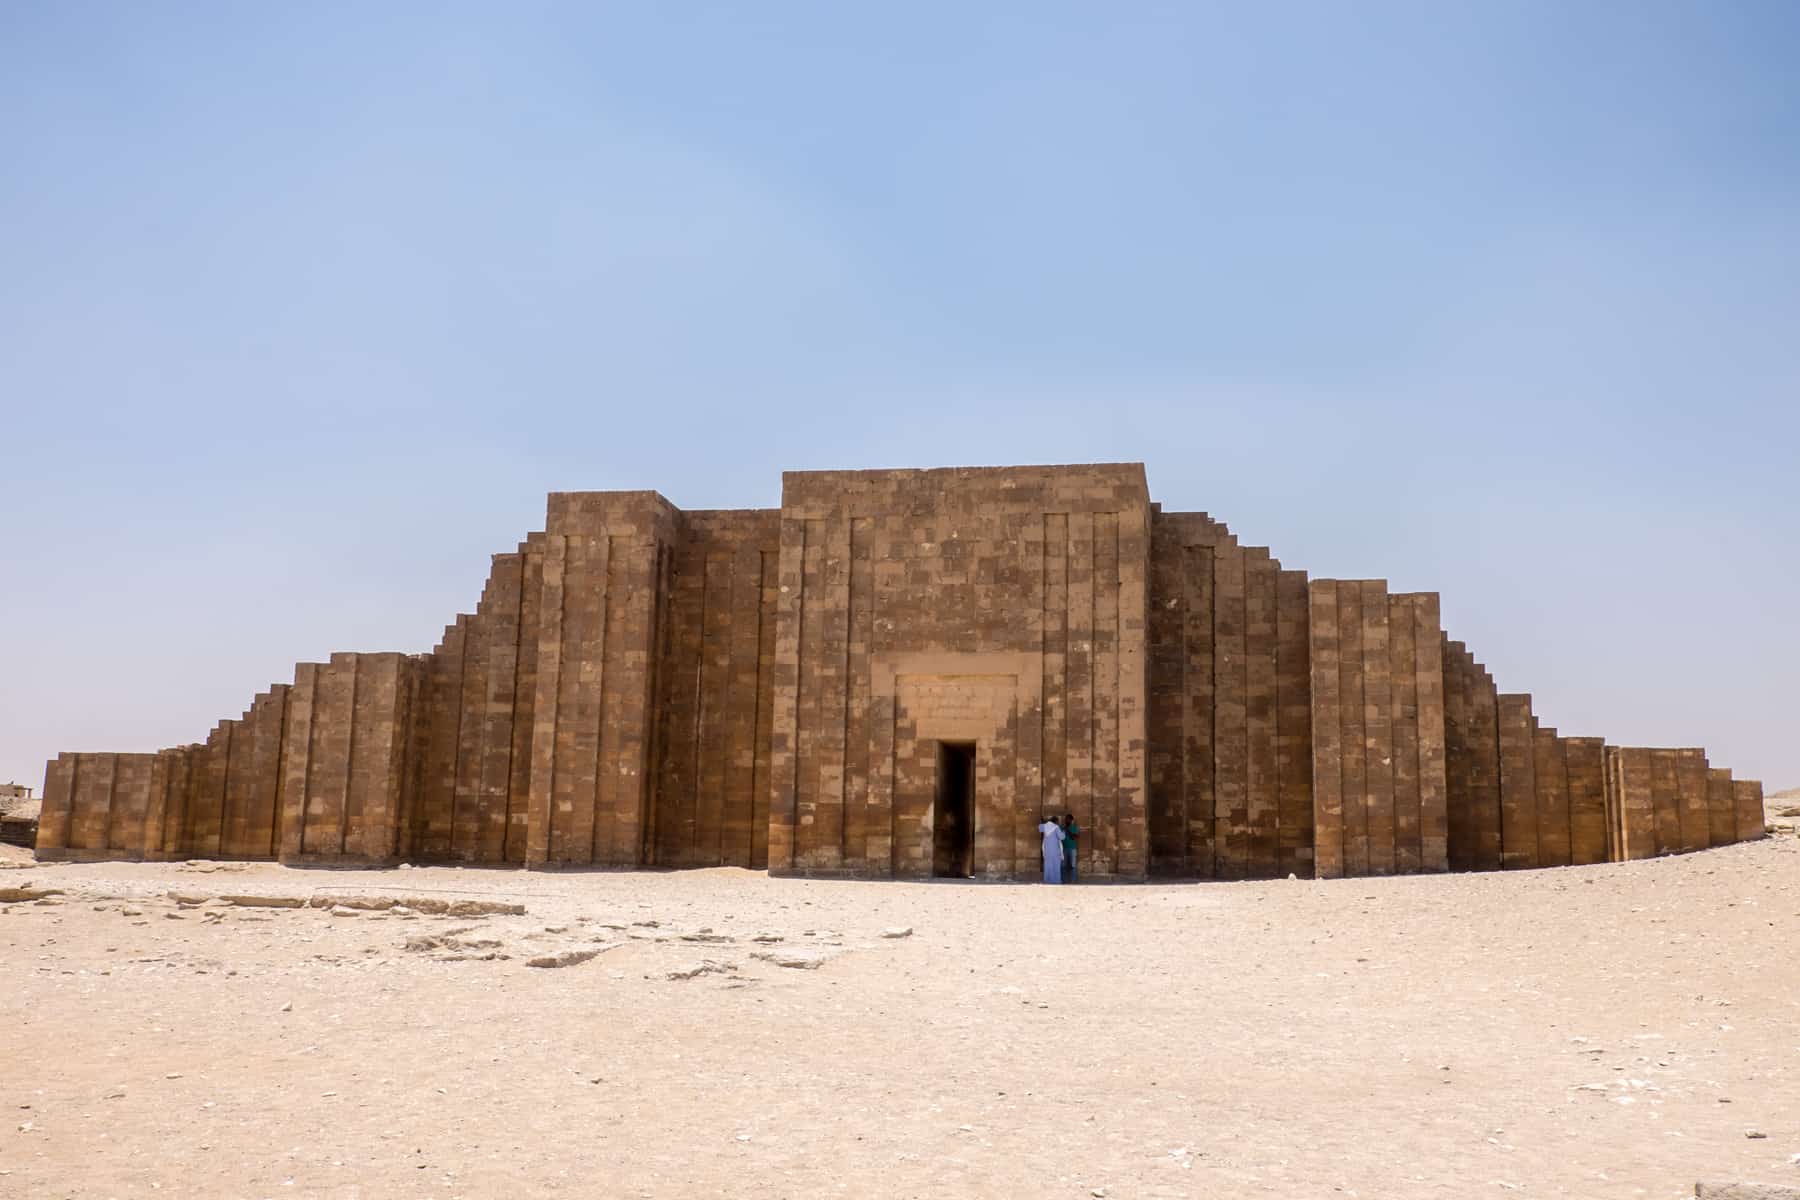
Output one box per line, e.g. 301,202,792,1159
933,741,976,878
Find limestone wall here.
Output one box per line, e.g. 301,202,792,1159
518,492,678,866
769,465,1150,879
397,492,684,868
407,548,531,865
1305,583,1449,878
38,654,416,863
34,464,1768,878
279,653,419,863
1146,513,1315,879
1443,640,1501,869
651,510,780,869
1602,745,1763,861
40,751,139,858
1437,637,1763,870
43,491,705,870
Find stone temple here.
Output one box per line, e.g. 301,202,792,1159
35,464,1766,878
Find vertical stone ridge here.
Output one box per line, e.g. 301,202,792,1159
1148,513,1310,880
1410,594,1448,872
649,510,779,867
1306,579,1344,879
1304,582,1447,878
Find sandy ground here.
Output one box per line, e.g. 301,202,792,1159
2,824,1796,1200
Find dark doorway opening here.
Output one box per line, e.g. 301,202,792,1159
933,741,976,878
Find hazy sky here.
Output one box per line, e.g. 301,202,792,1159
2,2,1795,794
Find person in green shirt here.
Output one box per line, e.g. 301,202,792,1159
1060,812,1079,883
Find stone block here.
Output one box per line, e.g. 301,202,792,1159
1675,748,1712,854
1733,778,1766,843
1564,738,1608,866
1496,695,1539,870
1308,579,1344,879
1532,726,1571,869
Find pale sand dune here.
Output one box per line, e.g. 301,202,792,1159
2,834,1796,1199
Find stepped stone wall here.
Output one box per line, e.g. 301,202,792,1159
1146,512,1314,879
652,509,780,870
770,465,1149,879
37,653,417,863
36,463,1767,877
1306,583,1448,878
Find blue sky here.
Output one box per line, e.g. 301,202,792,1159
2,1,1795,792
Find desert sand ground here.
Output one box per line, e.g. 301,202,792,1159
2,815,1796,1200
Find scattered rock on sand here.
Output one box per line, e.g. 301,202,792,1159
753,949,828,970
526,947,609,969
221,895,306,909
310,895,396,912
402,929,508,961
0,886,64,903
880,926,913,939
441,899,526,918
666,960,735,981
303,894,524,917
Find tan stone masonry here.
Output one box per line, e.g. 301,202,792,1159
35,463,1766,876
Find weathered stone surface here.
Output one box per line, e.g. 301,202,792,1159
35,463,1765,881
1694,1184,1800,1199
753,949,829,970
526,947,608,969
220,895,307,909
1303,583,1449,878
306,894,397,911
0,886,63,903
